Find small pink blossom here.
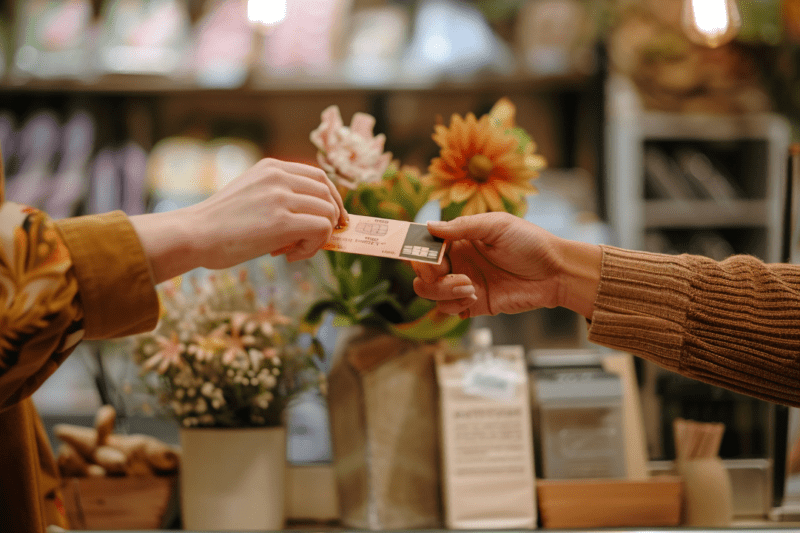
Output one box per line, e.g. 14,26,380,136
310,105,393,189
143,333,184,374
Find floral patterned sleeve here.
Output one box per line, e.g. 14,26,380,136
0,201,84,410
0,197,159,411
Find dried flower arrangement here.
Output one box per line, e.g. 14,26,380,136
132,268,324,428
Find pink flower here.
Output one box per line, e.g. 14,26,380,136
310,105,393,189
143,333,184,374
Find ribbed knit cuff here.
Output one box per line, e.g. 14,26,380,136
587,245,693,373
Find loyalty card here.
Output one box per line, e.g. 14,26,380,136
323,214,446,264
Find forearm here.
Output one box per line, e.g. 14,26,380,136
129,207,200,285
589,246,800,406
556,238,602,320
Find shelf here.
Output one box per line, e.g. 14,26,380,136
640,112,789,141
644,199,770,228
0,71,594,96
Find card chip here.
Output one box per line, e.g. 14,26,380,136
355,222,388,236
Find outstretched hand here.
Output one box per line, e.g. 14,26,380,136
132,158,347,283
411,212,601,319
190,158,347,265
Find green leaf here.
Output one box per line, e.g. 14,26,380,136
508,127,533,153
352,280,392,309
405,296,436,321
331,315,355,328
441,201,465,222
303,300,349,325
388,309,467,340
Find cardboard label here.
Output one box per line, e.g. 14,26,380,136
323,214,445,264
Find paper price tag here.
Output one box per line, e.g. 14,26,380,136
461,359,519,402
323,214,446,264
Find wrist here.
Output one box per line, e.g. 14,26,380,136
556,238,602,319
129,206,200,285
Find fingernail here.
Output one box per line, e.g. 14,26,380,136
427,221,445,229
452,285,475,297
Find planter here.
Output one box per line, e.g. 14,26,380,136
677,457,733,526
327,327,443,529
179,426,286,531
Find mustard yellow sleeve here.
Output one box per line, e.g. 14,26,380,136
55,211,159,339
0,204,158,411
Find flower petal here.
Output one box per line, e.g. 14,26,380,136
481,185,505,211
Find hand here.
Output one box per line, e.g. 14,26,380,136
132,158,347,283
411,212,601,319
190,158,347,265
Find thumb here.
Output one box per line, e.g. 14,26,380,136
427,213,502,242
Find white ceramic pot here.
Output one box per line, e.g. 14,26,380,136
677,457,733,527
180,426,287,531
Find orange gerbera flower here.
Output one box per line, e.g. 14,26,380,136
426,98,544,218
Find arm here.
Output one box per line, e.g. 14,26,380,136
129,158,347,284
589,246,800,406
0,203,159,410
1,157,346,409
412,213,800,406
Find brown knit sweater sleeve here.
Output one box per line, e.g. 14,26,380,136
587,245,800,407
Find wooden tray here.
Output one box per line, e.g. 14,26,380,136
537,476,682,529
60,475,178,530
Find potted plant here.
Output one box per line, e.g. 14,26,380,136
305,97,545,529
132,267,324,531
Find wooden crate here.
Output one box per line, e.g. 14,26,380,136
60,475,178,530
537,476,683,529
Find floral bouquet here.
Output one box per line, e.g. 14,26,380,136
304,97,546,340
131,269,324,428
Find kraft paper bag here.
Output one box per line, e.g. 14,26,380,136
435,345,538,529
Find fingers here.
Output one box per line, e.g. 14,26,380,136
268,158,348,227
412,273,474,301
282,190,339,229
410,254,450,284
281,213,333,261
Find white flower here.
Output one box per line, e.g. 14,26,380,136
350,260,362,278
254,392,273,409
248,349,263,367
196,398,208,414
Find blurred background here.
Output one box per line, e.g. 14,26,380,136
1,0,799,522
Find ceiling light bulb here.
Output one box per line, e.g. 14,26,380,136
681,0,742,48
248,0,287,27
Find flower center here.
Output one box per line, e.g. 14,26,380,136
467,154,494,182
